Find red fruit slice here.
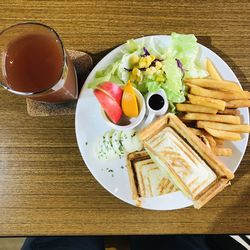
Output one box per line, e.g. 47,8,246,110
96,82,123,104
94,89,122,124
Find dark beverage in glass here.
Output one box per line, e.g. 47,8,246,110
0,22,78,103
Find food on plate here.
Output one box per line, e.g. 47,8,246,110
176,103,218,114
89,33,209,112
95,81,123,104
127,150,178,200
205,59,222,80
214,138,224,145
213,147,233,157
139,113,234,209
183,113,241,124
96,129,143,160
94,80,145,127
188,127,203,136
200,133,216,149
197,121,250,133
226,99,250,108
85,34,249,210
94,82,123,124
188,94,226,111
187,84,250,100
179,58,250,157
184,78,241,91
218,109,239,115
121,80,139,117
204,127,241,141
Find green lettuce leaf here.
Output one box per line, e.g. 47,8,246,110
88,59,121,89
161,56,185,103
146,81,162,93
168,32,208,78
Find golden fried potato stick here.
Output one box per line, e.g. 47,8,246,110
184,78,241,92
218,109,239,115
213,147,233,157
204,127,241,141
187,84,250,100
183,113,241,124
206,59,222,80
214,138,224,145
188,94,226,111
204,133,217,148
197,121,250,133
176,103,218,114
226,99,250,108
188,127,204,136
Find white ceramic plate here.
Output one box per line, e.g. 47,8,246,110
75,35,249,210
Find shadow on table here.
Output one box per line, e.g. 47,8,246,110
89,46,120,67
197,35,249,87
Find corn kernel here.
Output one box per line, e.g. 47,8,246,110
150,66,157,73
139,58,146,68
144,61,150,68
156,75,165,82
144,56,153,68
130,54,139,65
156,69,163,75
132,67,140,76
150,55,155,61
145,68,152,75
145,56,151,63
129,74,136,81
155,61,162,70
136,75,141,82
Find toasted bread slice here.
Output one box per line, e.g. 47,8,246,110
127,150,178,201
139,113,234,209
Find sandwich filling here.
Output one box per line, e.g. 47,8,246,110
145,127,217,198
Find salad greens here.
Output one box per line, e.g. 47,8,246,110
88,33,208,112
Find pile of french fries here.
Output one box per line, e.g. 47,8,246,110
176,59,250,157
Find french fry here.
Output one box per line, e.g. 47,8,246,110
179,116,195,124
199,135,211,148
183,113,241,124
226,99,250,108
213,147,233,157
204,133,217,148
214,138,224,145
184,78,241,92
206,58,222,80
204,127,241,141
188,94,226,111
187,84,250,100
188,127,204,136
176,103,218,114
197,121,250,133
199,133,217,149
218,109,239,115
189,128,217,148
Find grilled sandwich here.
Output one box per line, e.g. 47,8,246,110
139,113,234,209
127,151,178,200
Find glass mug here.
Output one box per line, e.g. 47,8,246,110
0,22,78,103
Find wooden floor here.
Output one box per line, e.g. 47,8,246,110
0,238,25,250
0,237,129,250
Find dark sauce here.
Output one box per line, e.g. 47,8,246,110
149,94,164,110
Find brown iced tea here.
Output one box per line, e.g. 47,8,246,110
1,23,77,103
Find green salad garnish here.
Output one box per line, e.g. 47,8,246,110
88,32,208,112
